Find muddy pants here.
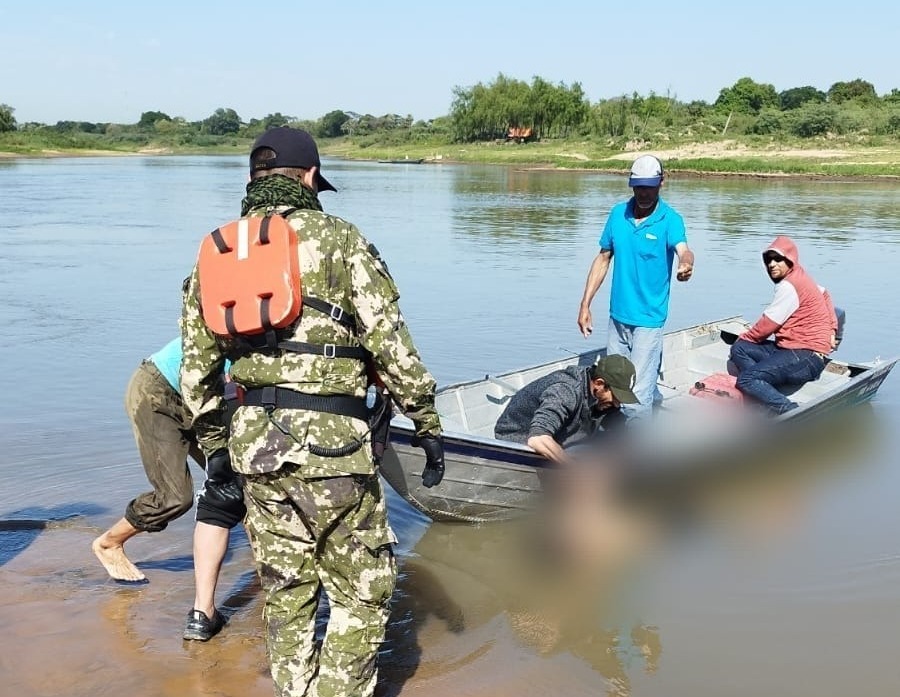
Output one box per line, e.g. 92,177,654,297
123,360,204,532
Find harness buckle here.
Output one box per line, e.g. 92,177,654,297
323,344,337,359
261,385,278,413
329,305,345,323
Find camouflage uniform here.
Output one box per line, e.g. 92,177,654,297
181,188,441,697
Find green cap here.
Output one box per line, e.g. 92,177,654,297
590,354,640,404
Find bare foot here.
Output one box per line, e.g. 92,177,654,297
92,535,146,582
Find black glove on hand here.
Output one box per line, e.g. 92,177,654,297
206,448,235,485
412,435,445,488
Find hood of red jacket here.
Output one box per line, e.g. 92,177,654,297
764,235,800,268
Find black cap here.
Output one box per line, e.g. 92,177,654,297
250,126,336,192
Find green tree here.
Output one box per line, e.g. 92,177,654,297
138,110,172,129
750,108,785,135
779,86,826,110
449,73,589,142
592,97,629,138
556,81,589,137
202,107,241,135
527,76,554,138
319,110,350,137
685,100,710,118
714,77,779,115
244,113,296,138
886,111,900,134
0,103,17,132
827,79,877,104
260,112,292,130
789,103,837,137
154,116,190,136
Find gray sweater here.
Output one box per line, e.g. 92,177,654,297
494,366,619,445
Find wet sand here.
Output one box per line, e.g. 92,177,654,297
0,482,658,697
1,520,270,697
3,407,899,697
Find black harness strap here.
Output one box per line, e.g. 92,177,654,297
224,305,238,337
276,340,369,360
231,336,367,360
302,297,358,331
242,387,370,422
210,227,231,253
259,216,271,245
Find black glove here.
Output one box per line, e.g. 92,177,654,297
369,390,393,466
206,448,235,485
412,435,445,488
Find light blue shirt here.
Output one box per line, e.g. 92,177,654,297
149,337,230,394
149,337,183,392
599,197,686,328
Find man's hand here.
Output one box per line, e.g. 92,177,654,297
578,250,611,337
412,435,445,488
526,434,571,465
675,249,695,282
577,306,593,338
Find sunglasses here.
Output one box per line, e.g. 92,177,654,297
763,252,787,264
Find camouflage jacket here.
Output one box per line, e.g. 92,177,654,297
180,204,441,477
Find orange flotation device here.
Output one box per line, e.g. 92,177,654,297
197,215,301,337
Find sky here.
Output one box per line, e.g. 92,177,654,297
3,1,899,125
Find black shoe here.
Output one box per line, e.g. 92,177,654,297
183,608,226,642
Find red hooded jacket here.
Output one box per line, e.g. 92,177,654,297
740,236,837,354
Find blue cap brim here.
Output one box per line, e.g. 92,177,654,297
629,176,662,187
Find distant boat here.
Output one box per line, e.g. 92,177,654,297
378,157,424,164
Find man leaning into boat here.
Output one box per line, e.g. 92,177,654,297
494,355,639,463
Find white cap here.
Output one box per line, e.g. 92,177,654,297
628,155,664,187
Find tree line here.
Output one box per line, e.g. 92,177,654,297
452,74,900,143
2,75,900,148
0,101,437,150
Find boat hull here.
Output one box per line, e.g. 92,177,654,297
379,317,897,523
380,430,548,522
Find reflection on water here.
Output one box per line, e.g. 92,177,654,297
388,512,659,697
1,157,899,696
450,167,595,243
678,178,900,246
377,405,890,696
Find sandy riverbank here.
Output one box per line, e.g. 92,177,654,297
0,147,173,159
5,140,900,180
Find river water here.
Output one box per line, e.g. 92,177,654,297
0,155,898,697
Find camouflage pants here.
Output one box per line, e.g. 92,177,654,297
242,467,397,697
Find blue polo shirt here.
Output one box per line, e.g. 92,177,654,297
150,337,231,394
150,337,183,392
599,196,686,328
